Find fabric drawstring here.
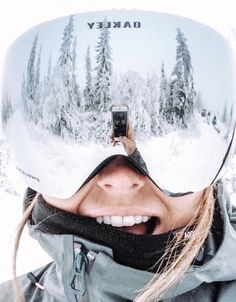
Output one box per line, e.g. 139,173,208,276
27,272,45,290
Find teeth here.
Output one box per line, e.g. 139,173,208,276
142,216,149,223
96,216,151,227
123,216,135,226
103,216,111,225
111,216,123,227
96,217,103,224
134,216,143,224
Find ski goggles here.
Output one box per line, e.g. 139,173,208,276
1,10,236,198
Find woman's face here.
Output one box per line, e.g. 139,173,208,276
43,156,203,235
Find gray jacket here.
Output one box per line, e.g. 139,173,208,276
1,183,236,301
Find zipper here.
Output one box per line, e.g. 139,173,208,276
70,242,96,300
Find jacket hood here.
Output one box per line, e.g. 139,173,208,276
28,182,236,301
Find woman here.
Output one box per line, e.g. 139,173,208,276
1,9,236,302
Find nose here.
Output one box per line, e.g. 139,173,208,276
96,156,145,193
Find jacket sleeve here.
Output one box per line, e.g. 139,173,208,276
128,148,149,174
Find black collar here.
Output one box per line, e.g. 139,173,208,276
29,194,181,271
27,191,223,272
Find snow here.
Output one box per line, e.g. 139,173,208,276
6,109,126,198
5,107,233,198
141,119,229,193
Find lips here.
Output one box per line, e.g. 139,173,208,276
96,215,159,235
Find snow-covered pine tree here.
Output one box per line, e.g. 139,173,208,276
58,16,74,69
94,18,112,112
110,72,119,103
72,37,81,108
117,71,150,139
161,61,174,129
162,79,174,126
158,62,171,134
26,34,38,101
146,73,159,136
58,15,74,138
21,74,28,116
83,46,94,111
201,109,206,117
32,45,43,124
41,54,53,107
46,54,52,84
1,92,13,128
35,45,42,92
159,63,166,115
42,73,58,135
25,34,40,122
212,115,217,126
39,55,52,129
173,29,192,86
206,111,211,124
169,28,196,129
56,15,81,139
117,74,134,106
42,16,75,138
171,76,185,127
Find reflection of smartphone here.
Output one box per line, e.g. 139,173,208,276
111,104,129,142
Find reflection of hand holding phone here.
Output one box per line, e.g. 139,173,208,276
111,104,129,142
110,105,137,156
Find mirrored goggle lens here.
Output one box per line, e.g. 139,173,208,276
2,10,236,198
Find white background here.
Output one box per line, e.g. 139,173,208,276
1,0,236,284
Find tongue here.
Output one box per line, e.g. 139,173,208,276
116,222,148,235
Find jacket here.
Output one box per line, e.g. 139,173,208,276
1,182,236,301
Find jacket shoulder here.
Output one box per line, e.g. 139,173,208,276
163,280,236,301
0,262,53,302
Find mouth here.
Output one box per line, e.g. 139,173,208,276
96,215,160,235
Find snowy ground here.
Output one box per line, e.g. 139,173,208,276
5,109,234,198
0,137,236,283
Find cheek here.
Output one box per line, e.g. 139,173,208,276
169,192,202,220
43,184,95,213
160,190,201,222
42,195,77,213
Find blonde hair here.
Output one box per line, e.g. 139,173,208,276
135,185,215,302
13,192,39,302
13,186,215,302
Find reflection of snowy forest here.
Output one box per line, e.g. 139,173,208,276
1,15,233,143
